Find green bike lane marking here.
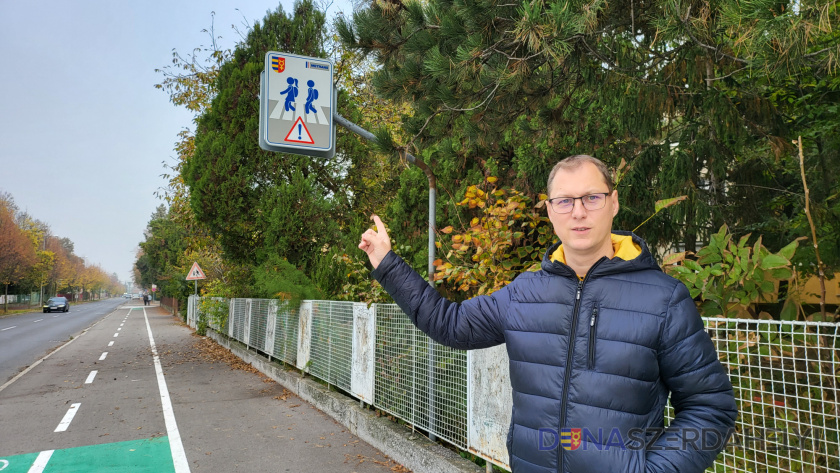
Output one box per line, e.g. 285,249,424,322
0,437,175,472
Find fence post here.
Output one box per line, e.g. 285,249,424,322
244,299,252,348
187,295,195,329
266,300,277,358
351,302,376,404
327,302,333,385
296,301,312,372
228,298,235,338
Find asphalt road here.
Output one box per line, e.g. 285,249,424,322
0,301,406,472
0,298,125,385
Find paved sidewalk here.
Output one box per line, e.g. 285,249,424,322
145,305,409,472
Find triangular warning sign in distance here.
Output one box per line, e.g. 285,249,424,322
284,116,315,144
185,262,207,281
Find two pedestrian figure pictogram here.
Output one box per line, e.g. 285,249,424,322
280,77,318,114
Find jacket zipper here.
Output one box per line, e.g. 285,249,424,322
588,306,599,369
557,257,605,471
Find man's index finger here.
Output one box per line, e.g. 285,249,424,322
372,215,386,236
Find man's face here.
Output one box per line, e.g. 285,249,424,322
547,162,619,258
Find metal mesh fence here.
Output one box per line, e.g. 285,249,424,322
699,318,839,473
185,297,838,472
430,336,468,447
195,296,229,334
249,299,269,352
373,304,468,449
229,298,247,342
374,303,429,430
273,300,299,366
308,300,353,393
0,292,41,306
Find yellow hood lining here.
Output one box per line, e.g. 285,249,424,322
550,234,642,276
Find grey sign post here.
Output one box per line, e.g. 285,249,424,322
259,51,335,159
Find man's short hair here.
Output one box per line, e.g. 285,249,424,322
547,155,615,194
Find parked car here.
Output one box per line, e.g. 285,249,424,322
43,297,70,313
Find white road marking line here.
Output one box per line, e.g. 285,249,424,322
84,370,98,384
117,328,121,331
108,341,114,346
1,326,15,331
143,308,191,473
120,323,124,327
33,319,43,323
55,403,81,432
113,333,119,337
26,449,54,473
99,352,108,361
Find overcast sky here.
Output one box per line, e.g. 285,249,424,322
0,0,351,285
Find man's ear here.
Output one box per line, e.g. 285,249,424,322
611,190,620,217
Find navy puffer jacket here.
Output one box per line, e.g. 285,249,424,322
372,231,737,473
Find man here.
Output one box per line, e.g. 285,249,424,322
359,155,737,473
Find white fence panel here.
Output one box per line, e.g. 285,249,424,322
227,299,235,338
468,345,512,470
265,300,277,356
296,301,312,371
243,299,252,347
186,295,197,329
351,302,375,403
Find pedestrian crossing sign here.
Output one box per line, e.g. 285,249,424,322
185,262,206,281
259,51,335,159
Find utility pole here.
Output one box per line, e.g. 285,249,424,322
39,234,45,306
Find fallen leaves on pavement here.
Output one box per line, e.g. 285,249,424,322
184,334,261,375
345,453,412,472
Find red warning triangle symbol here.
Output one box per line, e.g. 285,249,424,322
284,116,315,144
185,262,207,280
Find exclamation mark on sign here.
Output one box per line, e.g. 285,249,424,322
284,116,314,144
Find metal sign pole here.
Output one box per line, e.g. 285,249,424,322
332,113,437,287
332,111,438,442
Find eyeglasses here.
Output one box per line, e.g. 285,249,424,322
546,193,609,214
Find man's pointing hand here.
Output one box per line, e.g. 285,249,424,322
358,215,392,270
